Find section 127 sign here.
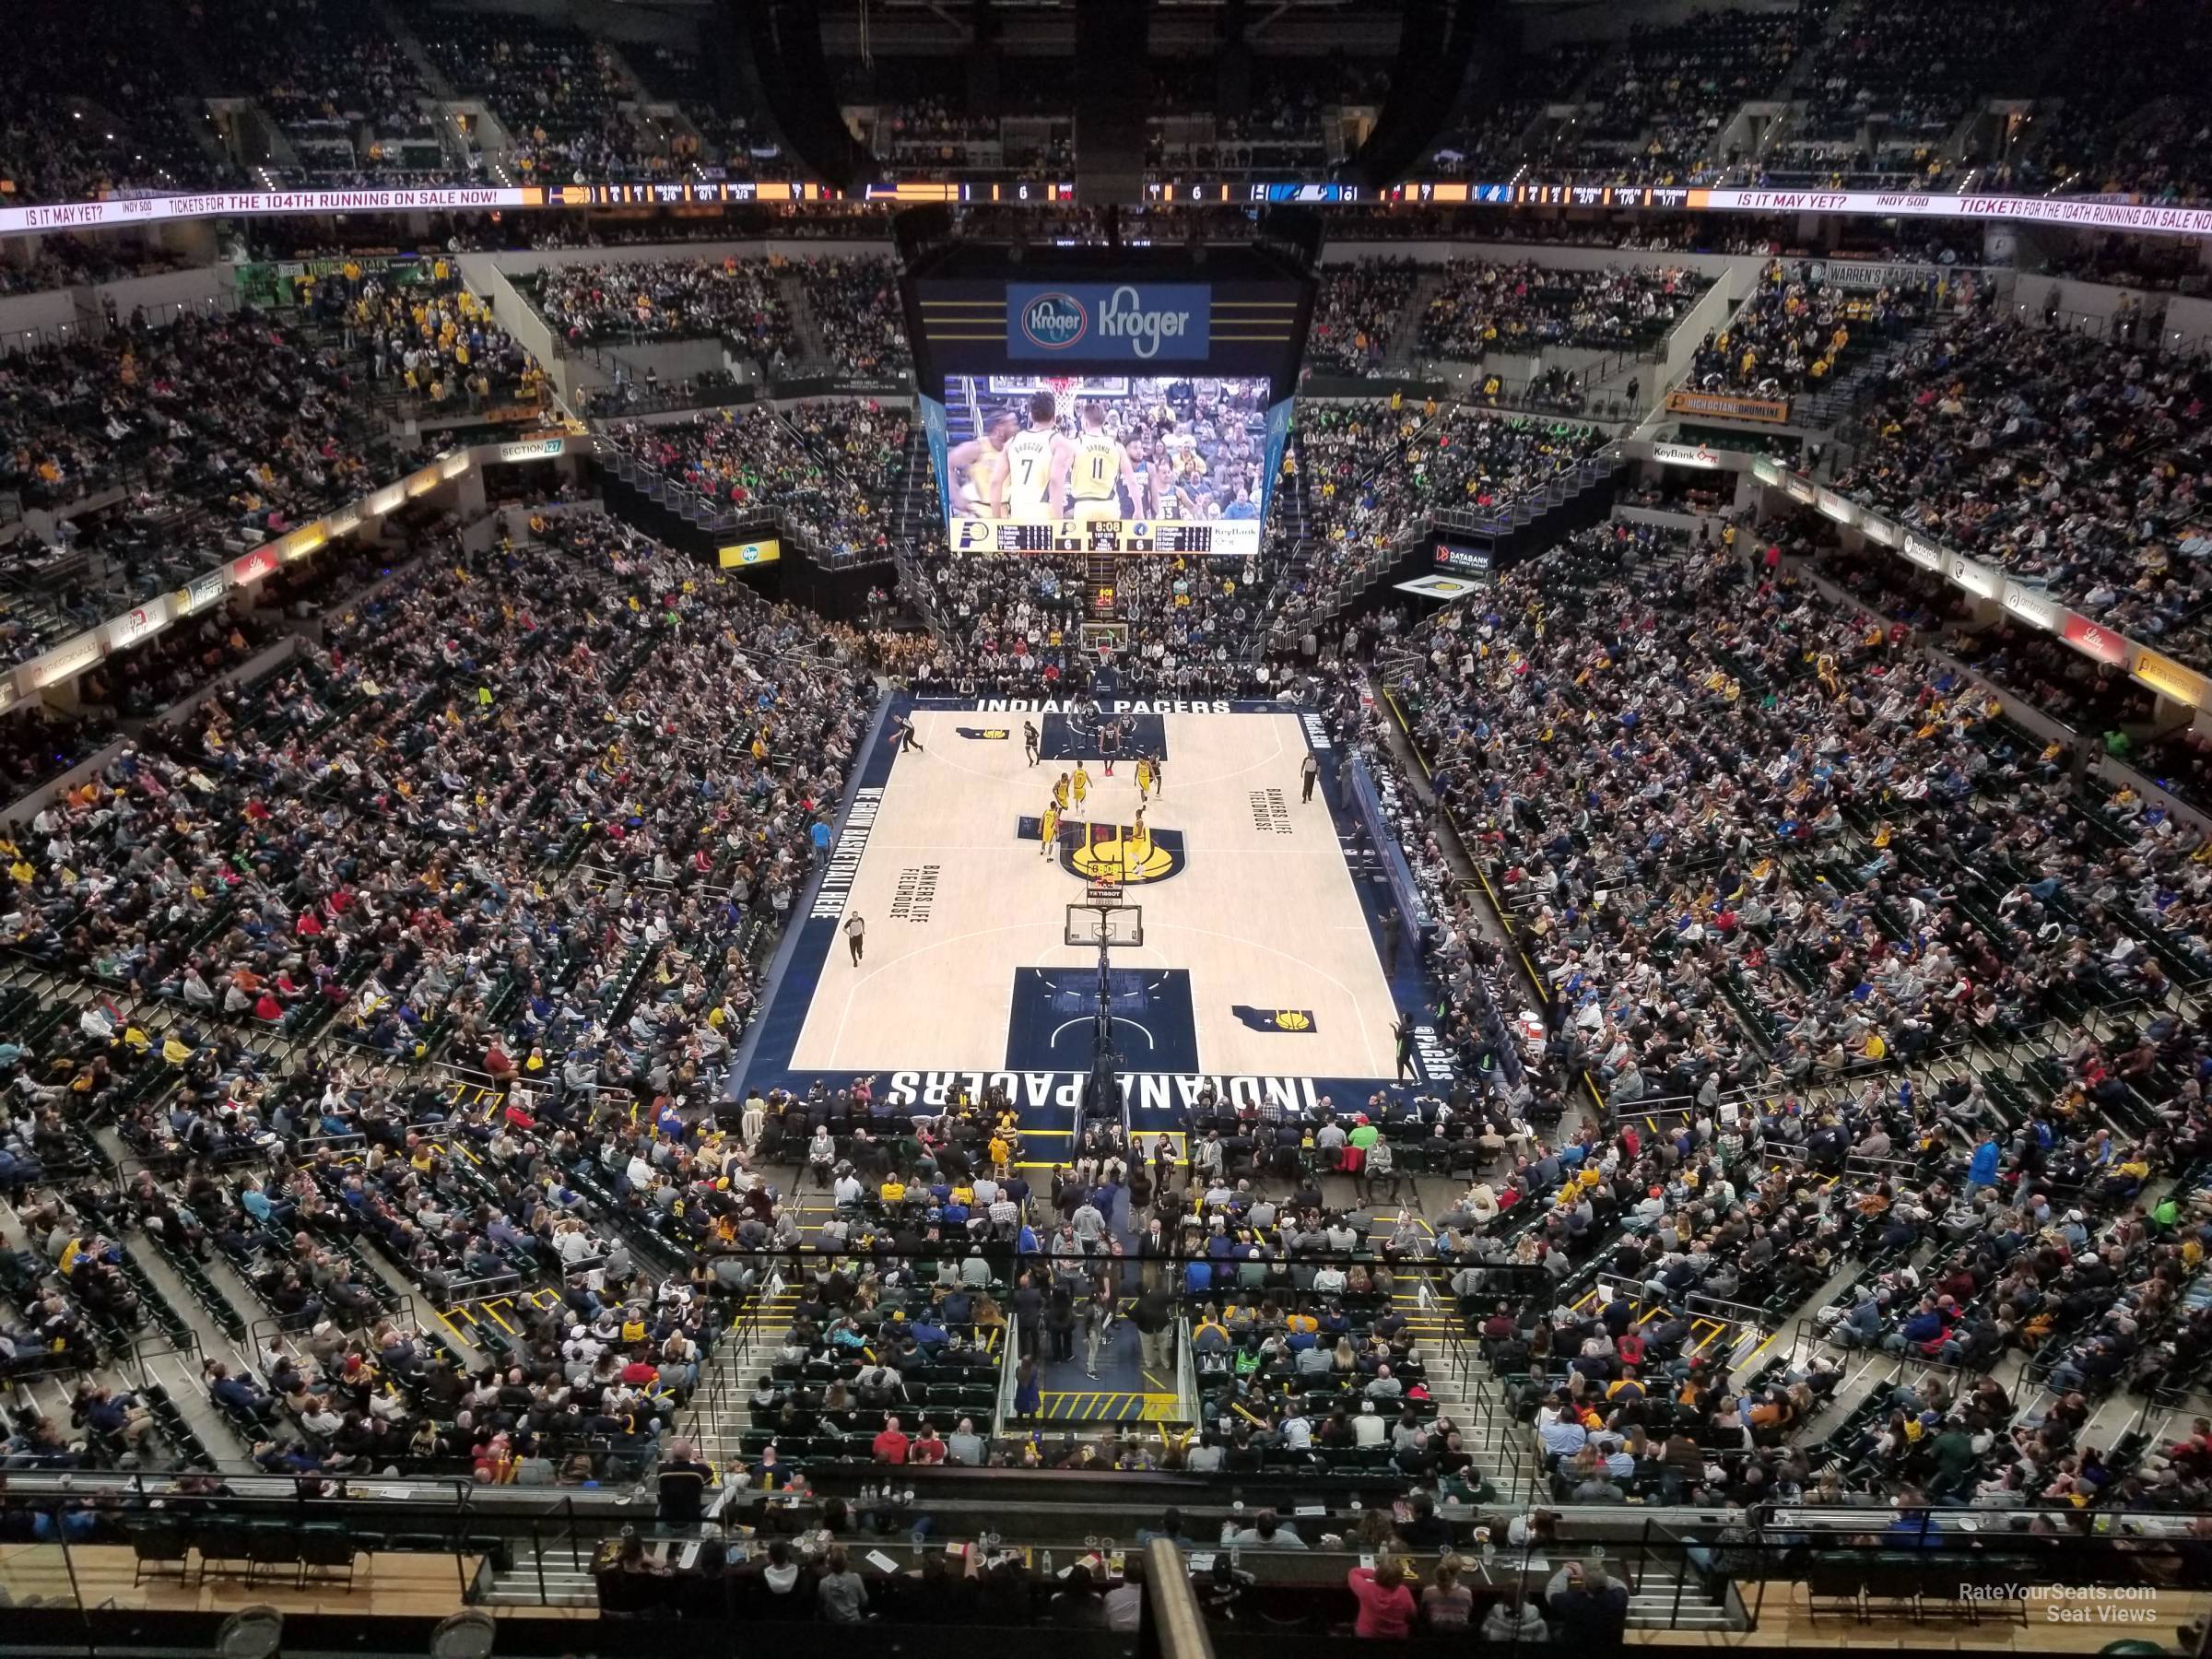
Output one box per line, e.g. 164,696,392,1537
1007,284,1210,362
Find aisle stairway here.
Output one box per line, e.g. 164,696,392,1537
1422,1288,1741,1632
688,1279,803,1477
1382,271,1445,377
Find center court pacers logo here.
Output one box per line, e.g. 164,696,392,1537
1018,292,1088,351
1018,816,1186,886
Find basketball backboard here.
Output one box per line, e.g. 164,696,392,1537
1065,900,1143,948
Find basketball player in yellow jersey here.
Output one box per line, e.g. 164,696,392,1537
1135,757,1153,800
1039,801,1060,857
1071,762,1089,807
994,390,1073,521
947,408,1018,516
1053,772,1072,812
1066,401,1137,524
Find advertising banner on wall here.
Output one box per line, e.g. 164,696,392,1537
2132,649,2211,710
2001,582,2063,631
1652,440,1726,470
1950,555,2001,599
2062,613,2130,665
230,547,279,585
173,570,229,617
1666,389,1791,424
25,633,103,688
103,598,171,652
1901,530,1944,570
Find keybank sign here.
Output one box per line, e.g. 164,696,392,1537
1007,282,1209,362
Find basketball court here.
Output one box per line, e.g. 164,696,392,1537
736,695,1438,1130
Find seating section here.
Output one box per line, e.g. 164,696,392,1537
526,257,796,361
794,256,910,377
204,0,447,185
1418,43,1607,178
1307,260,1422,377
1558,8,1814,181
1266,401,1606,632
410,8,652,182
1145,61,1388,181
1831,307,2212,667
1418,260,1708,360
0,306,416,668
1,505,884,1482
1682,261,1935,401
603,405,906,561
0,5,240,203
1791,0,2060,145
6,5,2212,202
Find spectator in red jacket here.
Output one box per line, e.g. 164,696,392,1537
871,1416,910,1465
1347,1554,1417,1638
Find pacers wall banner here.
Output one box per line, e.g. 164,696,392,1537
957,726,1012,740
1233,1006,1318,1033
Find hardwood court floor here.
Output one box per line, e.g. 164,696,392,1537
792,708,1397,1083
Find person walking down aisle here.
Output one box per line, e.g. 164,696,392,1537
1134,1284,1175,1375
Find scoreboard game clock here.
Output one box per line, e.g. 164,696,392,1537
949,518,1244,556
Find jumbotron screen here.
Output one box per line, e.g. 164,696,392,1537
935,373,1283,558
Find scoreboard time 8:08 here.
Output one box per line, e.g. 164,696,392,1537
960,520,1220,554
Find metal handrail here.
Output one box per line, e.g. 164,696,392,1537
1142,1539,1216,1659
994,1312,1023,1436
1172,1315,1198,1427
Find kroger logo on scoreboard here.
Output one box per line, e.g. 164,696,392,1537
1007,283,1209,362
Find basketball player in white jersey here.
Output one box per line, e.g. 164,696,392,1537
948,408,1018,516
1066,401,1139,524
993,390,1074,521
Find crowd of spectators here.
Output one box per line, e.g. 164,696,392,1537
604,406,903,561
0,705,117,803
1685,261,1945,401
206,0,444,184
0,506,878,1481
1266,399,1606,630
1371,524,2212,1499
1394,525,2212,1105
0,306,418,667
794,257,910,378
0,6,241,204
1418,260,1706,361
1306,260,1421,378
1832,296,2212,665
907,550,1269,697
412,9,657,183
1792,0,2057,145
1420,43,1606,178
527,257,797,365
1562,7,1814,181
